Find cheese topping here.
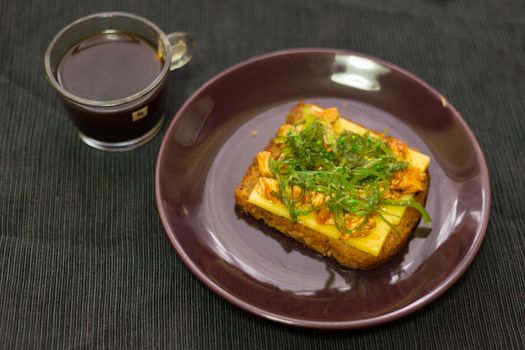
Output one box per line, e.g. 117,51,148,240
248,104,430,256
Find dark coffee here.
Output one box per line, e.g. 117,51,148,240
57,32,162,101
55,32,167,144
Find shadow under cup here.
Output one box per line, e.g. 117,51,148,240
44,12,193,151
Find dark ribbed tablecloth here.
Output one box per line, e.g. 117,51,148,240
1,0,523,348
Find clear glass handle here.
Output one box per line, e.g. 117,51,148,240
167,32,195,70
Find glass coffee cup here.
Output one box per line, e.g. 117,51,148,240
44,12,194,151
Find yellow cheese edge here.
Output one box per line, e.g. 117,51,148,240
339,118,429,172
248,117,430,257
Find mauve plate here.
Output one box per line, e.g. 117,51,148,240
155,49,490,329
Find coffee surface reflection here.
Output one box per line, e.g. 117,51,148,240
57,33,162,101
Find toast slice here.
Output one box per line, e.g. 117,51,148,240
235,103,430,270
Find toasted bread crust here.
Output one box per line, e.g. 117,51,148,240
235,108,429,270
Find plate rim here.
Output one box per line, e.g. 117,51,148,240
155,48,491,329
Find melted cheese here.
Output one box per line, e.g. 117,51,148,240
248,117,430,257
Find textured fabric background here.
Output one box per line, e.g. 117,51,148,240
1,0,524,348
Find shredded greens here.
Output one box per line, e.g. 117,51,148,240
269,108,430,236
